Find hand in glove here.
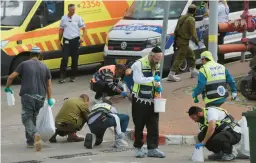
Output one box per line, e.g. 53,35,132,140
195,143,205,149
48,98,55,107
155,86,163,93
231,92,237,100
121,91,127,97
154,75,161,82
4,87,13,93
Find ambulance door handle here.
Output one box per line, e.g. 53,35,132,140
17,40,22,44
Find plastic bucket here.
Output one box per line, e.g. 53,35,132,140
154,98,167,113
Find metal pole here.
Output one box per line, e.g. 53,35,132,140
160,0,171,79
208,0,219,62
241,31,246,62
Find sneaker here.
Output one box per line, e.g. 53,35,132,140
94,98,103,104
67,132,84,142
116,132,125,140
58,79,66,84
84,133,96,149
189,67,199,78
114,139,128,148
135,148,146,158
148,149,165,158
167,71,180,82
208,152,223,160
27,143,34,148
70,77,75,82
34,134,42,152
221,153,235,161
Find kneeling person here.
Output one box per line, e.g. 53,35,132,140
49,94,90,142
84,100,129,149
187,106,241,161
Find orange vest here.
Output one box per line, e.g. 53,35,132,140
91,65,116,83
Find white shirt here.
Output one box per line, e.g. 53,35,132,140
131,57,160,104
218,2,229,23
207,107,241,133
60,14,85,39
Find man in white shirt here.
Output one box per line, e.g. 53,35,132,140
84,100,129,149
59,4,87,83
130,47,165,158
188,106,241,161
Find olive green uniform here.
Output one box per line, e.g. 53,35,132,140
171,13,199,73
55,98,89,132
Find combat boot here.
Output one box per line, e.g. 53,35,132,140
67,132,84,142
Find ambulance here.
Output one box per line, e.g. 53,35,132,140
104,0,256,73
0,0,133,77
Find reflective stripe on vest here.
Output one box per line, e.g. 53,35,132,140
132,56,160,99
91,65,116,83
87,103,112,120
198,107,235,132
199,61,228,104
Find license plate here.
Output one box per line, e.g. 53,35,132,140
116,59,127,64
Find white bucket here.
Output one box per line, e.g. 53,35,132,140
154,98,167,113
191,147,204,162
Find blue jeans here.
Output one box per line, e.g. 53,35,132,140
88,113,129,145
21,94,44,145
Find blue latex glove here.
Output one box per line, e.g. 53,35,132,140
154,75,161,82
4,87,13,93
121,92,127,97
194,97,199,103
155,86,163,93
195,143,204,149
48,98,55,107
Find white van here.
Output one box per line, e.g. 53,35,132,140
104,0,256,73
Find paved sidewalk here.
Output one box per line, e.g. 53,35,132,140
124,61,256,144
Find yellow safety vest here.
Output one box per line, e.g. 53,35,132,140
199,61,228,104
199,107,237,132
88,103,112,120
132,56,160,99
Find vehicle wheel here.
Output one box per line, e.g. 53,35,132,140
10,55,29,84
240,80,256,100
171,51,189,73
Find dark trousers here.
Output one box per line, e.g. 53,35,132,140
60,37,80,79
88,113,129,146
132,96,159,149
198,128,241,154
218,32,227,64
91,81,122,99
55,119,87,136
21,94,45,145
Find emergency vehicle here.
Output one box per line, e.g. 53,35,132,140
104,0,256,73
1,0,133,77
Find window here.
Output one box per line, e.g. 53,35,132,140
228,1,256,13
26,0,63,31
124,1,187,20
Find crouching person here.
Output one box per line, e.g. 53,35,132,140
84,100,129,149
187,106,241,161
49,94,90,143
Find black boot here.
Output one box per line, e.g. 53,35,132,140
49,132,58,143
58,71,66,84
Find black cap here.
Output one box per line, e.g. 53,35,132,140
151,46,162,53
187,106,203,116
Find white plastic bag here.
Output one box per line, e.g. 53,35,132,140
234,116,250,159
192,147,204,162
6,92,15,106
36,101,55,142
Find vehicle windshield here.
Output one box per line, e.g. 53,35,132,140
124,1,187,20
0,0,35,26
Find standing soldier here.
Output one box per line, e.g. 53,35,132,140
58,4,87,83
167,4,199,82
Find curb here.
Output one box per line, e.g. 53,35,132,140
126,129,198,146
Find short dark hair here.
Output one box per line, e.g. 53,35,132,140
187,106,203,116
116,64,127,71
151,46,162,53
188,8,196,14
80,94,89,102
68,4,75,9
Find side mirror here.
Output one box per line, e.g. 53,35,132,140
29,15,44,30
195,15,204,21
